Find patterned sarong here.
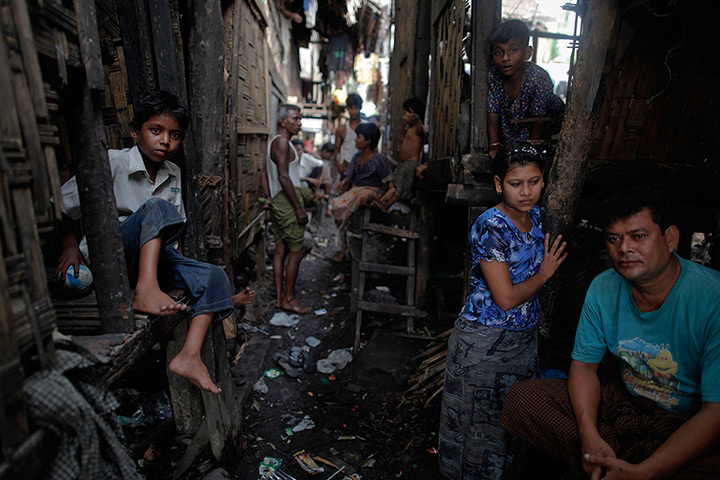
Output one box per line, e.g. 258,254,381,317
501,378,720,479
330,186,382,231
438,317,538,479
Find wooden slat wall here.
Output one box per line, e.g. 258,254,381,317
583,1,720,232
228,0,269,257
0,0,62,462
430,0,465,162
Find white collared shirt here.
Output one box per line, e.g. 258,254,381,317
61,145,185,258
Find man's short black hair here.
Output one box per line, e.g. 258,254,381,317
321,142,335,153
291,138,304,147
488,19,530,48
599,188,675,233
355,122,381,149
132,90,190,133
403,97,425,122
346,93,363,108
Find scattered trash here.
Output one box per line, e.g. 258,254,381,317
426,447,438,454
314,308,327,316
316,359,335,374
361,458,376,468
375,286,390,293
253,378,269,394
327,348,353,369
285,427,294,436
331,273,345,283
364,289,398,304
317,348,353,374
264,369,284,379
337,435,366,441
294,451,324,474
118,391,173,427
259,457,282,476
303,351,317,373
270,312,301,327
273,352,303,378
328,374,336,381
325,466,346,480
291,414,315,432
270,335,282,340
306,336,321,347
289,347,304,367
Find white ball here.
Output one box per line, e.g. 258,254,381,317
57,265,94,294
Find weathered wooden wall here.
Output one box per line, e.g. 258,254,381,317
429,0,465,162
228,0,271,257
581,0,720,236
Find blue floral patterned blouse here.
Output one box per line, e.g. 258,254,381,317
487,62,565,142
459,206,545,330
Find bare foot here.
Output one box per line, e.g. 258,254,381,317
133,286,187,316
371,200,389,213
232,287,255,307
281,297,312,314
313,191,329,202
169,351,221,394
275,292,285,309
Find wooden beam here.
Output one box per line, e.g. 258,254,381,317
73,0,105,90
545,0,619,234
115,0,154,101
181,0,229,267
469,0,499,170
69,84,135,333
543,0,619,318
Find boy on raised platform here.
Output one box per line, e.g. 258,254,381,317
56,90,252,394
487,19,564,157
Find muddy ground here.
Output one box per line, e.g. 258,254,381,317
116,211,450,479
230,217,444,479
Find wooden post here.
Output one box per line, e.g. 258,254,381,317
468,0,499,172
388,0,420,161
544,0,619,236
115,0,155,100
70,0,134,333
182,0,229,266
543,0,619,316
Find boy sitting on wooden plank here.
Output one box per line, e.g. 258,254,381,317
55,90,252,394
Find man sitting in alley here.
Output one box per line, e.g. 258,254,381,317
500,189,720,480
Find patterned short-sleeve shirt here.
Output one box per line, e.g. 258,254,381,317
343,152,392,188
459,206,545,330
488,62,565,142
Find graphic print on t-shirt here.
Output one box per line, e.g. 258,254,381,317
616,337,685,410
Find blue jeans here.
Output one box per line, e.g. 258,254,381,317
120,198,233,320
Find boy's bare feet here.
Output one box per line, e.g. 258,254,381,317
133,286,187,316
232,286,255,307
169,351,221,394
281,297,311,314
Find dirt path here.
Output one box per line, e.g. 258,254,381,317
231,217,442,479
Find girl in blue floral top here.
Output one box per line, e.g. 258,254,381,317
438,142,567,479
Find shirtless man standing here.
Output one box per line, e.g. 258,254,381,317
334,93,363,175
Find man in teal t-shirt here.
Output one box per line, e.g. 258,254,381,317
500,190,720,480
573,254,720,413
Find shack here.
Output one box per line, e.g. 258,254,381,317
2,0,719,477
